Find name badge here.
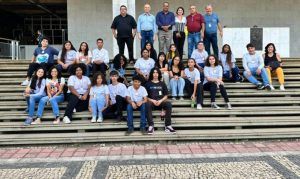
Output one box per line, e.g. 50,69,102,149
208,23,212,28
159,91,162,96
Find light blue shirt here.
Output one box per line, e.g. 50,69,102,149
242,53,264,71
219,53,236,72
137,13,157,33
203,65,223,84
204,13,219,34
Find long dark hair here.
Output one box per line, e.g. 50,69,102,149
265,43,277,54
171,56,184,70
78,42,89,56
155,52,167,68
149,67,162,81
141,48,150,58
60,40,76,63
113,54,127,70
144,42,155,54
221,44,233,68
30,67,46,90
91,72,107,86
166,44,180,60
47,65,62,80
205,55,219,67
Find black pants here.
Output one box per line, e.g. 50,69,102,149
203,82,229,103
117,37,134,62
173,31,185,60
103,95,127,119
146,101,172,127
92,63,108,75
27,62,52,78
64,93,89,120
185,79,204,105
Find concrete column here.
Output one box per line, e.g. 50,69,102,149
112,0,136,59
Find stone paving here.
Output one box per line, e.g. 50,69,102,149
0,140,299,178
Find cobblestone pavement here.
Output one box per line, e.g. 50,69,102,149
0,140,300,178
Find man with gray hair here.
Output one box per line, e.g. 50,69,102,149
203,4,223,58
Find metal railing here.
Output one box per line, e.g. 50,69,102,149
0,38,20,60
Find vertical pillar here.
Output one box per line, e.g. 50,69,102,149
112,0,136,59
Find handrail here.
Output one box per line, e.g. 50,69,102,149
0,37,19,42
0,37,20,60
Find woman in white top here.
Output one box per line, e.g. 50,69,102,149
219,44,243,83
63,64,91,124
134,48,155,84
173,7,186,60
203,55,232,110
57,40,77,74
76,42,92,76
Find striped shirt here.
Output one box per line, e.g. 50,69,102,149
174,16,186,32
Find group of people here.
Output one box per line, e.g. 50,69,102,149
21,3,286,136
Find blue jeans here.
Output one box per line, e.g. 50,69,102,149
188,32,201,58
197,63,205,83
243,67,269,86
90,96,106,118
127,103,146,130
170,77,185,97
141,30,154,49
204,33,218,57
223,66,240,82
26,94,45,117
36,95,64,118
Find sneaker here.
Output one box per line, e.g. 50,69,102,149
211,102,220,110
91,117,97,123
257,83,264,90
125,129,134,136
280,85,285,91
63,116,71,124
172,97,177,100
53,116,60,124
73,108,77,113
31,117,41,125
196,104,202,110
270,85,275,90
165,126,176,134
226,102,232,110
179,97,184,101
97,116,103,123
265,84,271,91
147,126,154,135
21,80,29,86
24,117,33,126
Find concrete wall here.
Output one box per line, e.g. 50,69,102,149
68,0,300,58
67,0,113,56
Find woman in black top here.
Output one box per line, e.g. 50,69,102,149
144,42,157,61
155,52,170,89
263,43,285,90
169,56,185,100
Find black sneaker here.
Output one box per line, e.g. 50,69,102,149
125,129,134,136
257,83,265,90
147,126,154,135
165,126,176,134
265,84,271,91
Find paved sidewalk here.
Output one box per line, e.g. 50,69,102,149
0,140,300,160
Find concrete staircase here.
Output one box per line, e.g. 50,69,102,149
0,59,299,145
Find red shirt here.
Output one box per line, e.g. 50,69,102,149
186,13,204,33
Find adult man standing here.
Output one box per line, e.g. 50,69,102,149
156,2,175,53
111,5,137,64
137,3,157,49
92,38,109,75
203,4,223,58
186,5,205,58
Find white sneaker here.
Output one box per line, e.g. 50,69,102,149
211,102,221,110
172,97,177,100
179,97,184,101
280,85,285,91
270,85,275,90
73,108,77,113
97,116,103,123
226,102,232,110
196,104,202,110
91,117,97,123
63,116,71,124
21,80,29,86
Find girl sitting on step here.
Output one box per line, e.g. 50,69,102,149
24,67,46,125
89,72,109,123
32,66,66,124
